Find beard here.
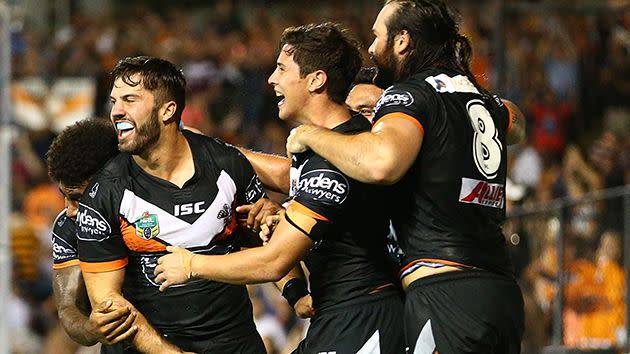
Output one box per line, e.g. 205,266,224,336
372,44,400,89
119,106,161,155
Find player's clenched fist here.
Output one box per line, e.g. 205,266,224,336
286,126,313,155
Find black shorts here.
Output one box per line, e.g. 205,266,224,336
404,269,524,354
293,292,405,354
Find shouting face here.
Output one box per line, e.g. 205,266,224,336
268,44,312,123
109,74,162,155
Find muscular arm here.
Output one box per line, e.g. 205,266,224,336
54,266,137,346
82,269,184,354
53,266,98,346
239,148,290,194
503,99,526,145
155,218,313,287
288,116,423,184
193,219,312,284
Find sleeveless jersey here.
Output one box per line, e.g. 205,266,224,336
373,68,514,278
76,130,265,347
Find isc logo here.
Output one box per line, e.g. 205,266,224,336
174,201,206,216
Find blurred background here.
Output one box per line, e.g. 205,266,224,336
1,0,629,353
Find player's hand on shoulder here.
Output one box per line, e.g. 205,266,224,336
286,125,320,155
293,294,315,319
87,299,138,345
154,246,197,291
236,198,283,233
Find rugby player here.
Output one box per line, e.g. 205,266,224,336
47,117,131,353
76,56,277,353
345,66,384,121
154,23,405,353
286,1,527,353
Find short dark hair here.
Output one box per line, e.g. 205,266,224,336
279,22,362,105
47,118,119,187
352,67,378,86
110,56,186,122
384,0,479,88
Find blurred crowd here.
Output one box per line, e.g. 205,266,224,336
5,0,630,353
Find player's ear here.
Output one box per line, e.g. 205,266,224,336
160,101,177,122
395,30,410,55
308,70,327,93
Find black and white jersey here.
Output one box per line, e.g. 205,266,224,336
76,130,265,346
285,114,398,312
52,210,79,270
373,68,514,278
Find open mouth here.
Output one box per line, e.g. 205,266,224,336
115,121,135,140
275,92,285,107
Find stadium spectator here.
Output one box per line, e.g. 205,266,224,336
285,0,526,352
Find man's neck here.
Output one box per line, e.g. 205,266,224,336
302,100,351,130
132,129,194,188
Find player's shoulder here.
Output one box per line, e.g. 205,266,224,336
374,74,435,117
185,130,244,163
80,153,130,206
52,209,74,235
335,113,371,134
294,154,351,207
91,153,130,183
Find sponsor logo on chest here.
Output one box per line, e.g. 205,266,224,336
459,177,505,209
174,201,206,217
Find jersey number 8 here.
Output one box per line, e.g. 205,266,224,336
466,99,503,180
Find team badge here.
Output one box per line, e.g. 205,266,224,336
217,204,232,228
89,183,99,198
134,212,160,240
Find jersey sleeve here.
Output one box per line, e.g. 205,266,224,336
51,210,79,270
217,141,267,205
76,179,128,273
285,158,350,241
372,81,435,133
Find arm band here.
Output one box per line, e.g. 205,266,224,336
282,278,310,308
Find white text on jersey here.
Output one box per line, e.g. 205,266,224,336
174,201,207,217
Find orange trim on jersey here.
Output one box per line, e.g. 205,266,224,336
80,258,128,273
120,217,167,252
285,201,329,235
400,258,473,274
503,100,514,131
374,112,424,135
52,259,80,270
214,213,238,242
287,201,329,221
